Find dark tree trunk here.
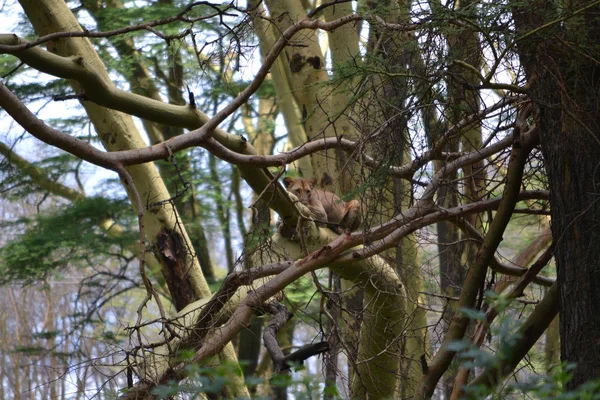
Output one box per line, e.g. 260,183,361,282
512,0,600,390
237,315,263,378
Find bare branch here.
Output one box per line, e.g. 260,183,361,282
263,302,329,373
0,82,527,184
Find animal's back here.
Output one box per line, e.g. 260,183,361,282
311,189,345,223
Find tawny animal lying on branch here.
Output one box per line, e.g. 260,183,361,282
283,177,361,233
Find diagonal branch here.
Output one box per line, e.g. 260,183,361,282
454,218,554,287
416,126,540,399
0,79,523,177
119,184,548,399
467,282,559,391
0,14,366,134
450,244,554,400
0,140,84,201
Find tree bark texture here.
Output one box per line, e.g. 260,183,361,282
511,0,600,390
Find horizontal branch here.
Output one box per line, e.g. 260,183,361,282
421,125,535,202
0,6,426,54
332,190,549,265
0,80,526,187
360,96,524,178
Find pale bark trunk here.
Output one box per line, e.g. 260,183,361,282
264,0,337,180
81,0,217,283
322,3,369,393
249,0,312,176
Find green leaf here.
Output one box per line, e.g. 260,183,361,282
458,307,487,322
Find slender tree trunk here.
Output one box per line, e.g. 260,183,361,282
0,305,7,400
249,0,311,176
233,154,262,373
231,167,248,239
209,154,235,272
360,1,429,396
442,1,484,394
322,3,368,393
324,273,341,400
235,95,275,380
43,287,59,400
545,316,560,372
8,289,22,400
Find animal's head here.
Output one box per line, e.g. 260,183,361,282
283,177,317,203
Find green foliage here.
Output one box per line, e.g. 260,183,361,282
5,79,74,102
80,3,185,34
462,363,600,400
458,306,487,322
150,360,249,399
0,54,22,76
284,275,315,308
32,329,60,340
244,221,272,251
149,360,327,400
0,197,137,284
0,150,84,200
14,345,46,356
451,294,600,399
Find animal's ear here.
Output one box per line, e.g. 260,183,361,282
309,178,317,188
283,177,294,188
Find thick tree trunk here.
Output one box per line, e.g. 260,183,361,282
249,0,312,176
543,95,600,390
82,0,217,282
511,0,600,390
